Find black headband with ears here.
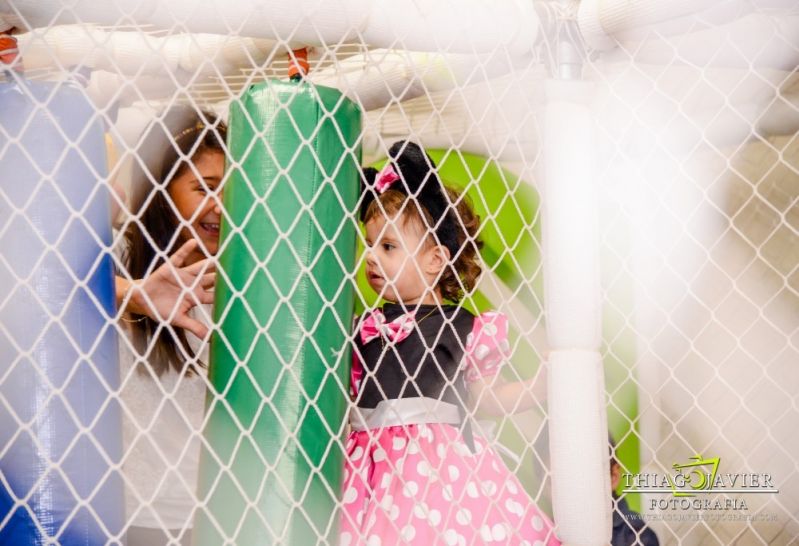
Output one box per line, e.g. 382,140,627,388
359,141,460,257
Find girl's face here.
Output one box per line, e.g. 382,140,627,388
364,213,446,305
168,149,225,264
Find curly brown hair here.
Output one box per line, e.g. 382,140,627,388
363,186,483,303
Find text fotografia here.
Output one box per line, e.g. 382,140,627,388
649,497,750,511
621,455,778,511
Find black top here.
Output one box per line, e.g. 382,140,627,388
612,496,660,546
354,303,475,409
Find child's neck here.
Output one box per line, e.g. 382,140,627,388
394,291,443,306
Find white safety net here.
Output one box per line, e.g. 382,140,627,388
0,1,797,545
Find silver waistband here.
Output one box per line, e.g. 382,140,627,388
350,397,461,431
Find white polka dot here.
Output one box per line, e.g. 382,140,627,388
505,499,524,515
367,535,381,546
480,525,493,542
417,460,431,476
367,513,377,530
380,473,392,489
442,484,454,501
389,505,400,521
500,340,510,352
429,509,441,526
475,344,490,360
491,460,500,472
413,503,428,519
343,486,358,504
456,508,471,526
403,481,419,497
408,440,420,455
444,529,459,545
466,333,474,347
356,511,364,525
466,482,479,498
534,541,545,546
401,525,416,541
351,446,364,461
381,494,394,510
521,541,532,546
392,436,407,450
340,532,352,546
492,524,507,541
482,323,498,336
447,465,460,482
481,480,497,495
531,515,543,531
373,448,387,462
506,480,518,495
419,426,433,442
436,443,446,458
344,469,350,482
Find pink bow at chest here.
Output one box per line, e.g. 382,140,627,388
360,309,416,345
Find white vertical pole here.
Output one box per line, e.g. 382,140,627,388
542,77,612,546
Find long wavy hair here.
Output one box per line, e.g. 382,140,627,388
123,108,227,376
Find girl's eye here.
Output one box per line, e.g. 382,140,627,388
196,181,218,194
382,243,394,251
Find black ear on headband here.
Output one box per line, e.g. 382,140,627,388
388,141,443,209
389,141,458,253
359,166,378,222
359,140,460,256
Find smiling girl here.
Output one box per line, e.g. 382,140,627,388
114,108,226,545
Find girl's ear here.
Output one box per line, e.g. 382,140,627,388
425,244,451,275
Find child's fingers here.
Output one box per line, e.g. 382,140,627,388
174,315,209,340
199,272,215,289
184,256,216,275
169,239,199,268
195,285,215,305
176,268,215,290
179,272,215,304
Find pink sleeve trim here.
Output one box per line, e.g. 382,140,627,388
464,311,510,383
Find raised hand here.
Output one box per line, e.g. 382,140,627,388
124,239,216,339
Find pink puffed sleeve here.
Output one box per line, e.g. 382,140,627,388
463,311,510,383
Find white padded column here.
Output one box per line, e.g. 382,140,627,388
542,79,612,546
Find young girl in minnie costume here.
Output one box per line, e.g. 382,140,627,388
342,141,561,546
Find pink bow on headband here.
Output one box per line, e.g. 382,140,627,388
360,309,416,345
374,163,400,193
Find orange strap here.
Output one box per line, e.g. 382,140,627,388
0,34,21,71
287,47,310,80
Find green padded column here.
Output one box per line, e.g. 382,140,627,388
194,81,361,545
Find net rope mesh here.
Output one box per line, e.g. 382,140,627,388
0,1,797,545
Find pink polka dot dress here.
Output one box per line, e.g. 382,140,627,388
341,303,560,546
